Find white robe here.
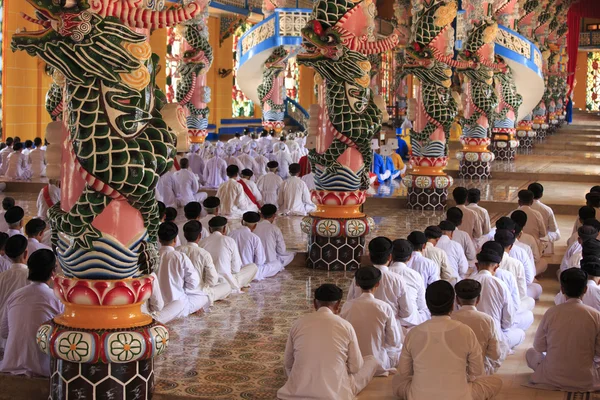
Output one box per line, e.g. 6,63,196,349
256,172,283,206
436,235,469,279
26,238,51,256
241,178,262,204
155,169,178,208
253,220,295,268
202,156,227,188
36,185,61,221
173,169,206,207
0,264,30,326
278,307,379,400
254,154,269,177
0,149,12,176
341,292,402,375
5,152,31,180
274,149,293,180
388,261,430,327
28,149,46,178
229,226,282,280
301,172,316,191
185,153,205,179
237,153,259,175
215,179,258,218
278,176,316,216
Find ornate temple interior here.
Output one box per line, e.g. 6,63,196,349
0,0,599,399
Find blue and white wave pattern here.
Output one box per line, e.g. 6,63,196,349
187,116,208,129
264,110,285,121
315,165,363,192
493,117,515,128
56,231,147,280
463,125,488,138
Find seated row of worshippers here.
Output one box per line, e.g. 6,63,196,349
278,242,600,400
0,137,47,180
157,160,316,217
0,198,296,377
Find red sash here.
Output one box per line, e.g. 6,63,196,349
299,155,311,177
42,186,55,208
173,157,181,171
238,179,260,207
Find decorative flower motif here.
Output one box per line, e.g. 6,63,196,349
317,220,339,237
152,326,169,356
433,2,457,28
58,333,90,362
415,176,432,189
109,333,144,362
346,220,365,237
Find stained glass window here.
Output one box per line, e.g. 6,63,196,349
232,23,254,117
165,27,183,104
587,52,600,112
285,56,300,102
381,50,393,105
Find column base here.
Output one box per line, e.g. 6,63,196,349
402,173,453,211
49,358,154,400
459,159,492,179
517,129,536,153
490,142,517,161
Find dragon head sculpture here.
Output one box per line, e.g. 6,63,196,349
179,23,213,77
265,46,289,72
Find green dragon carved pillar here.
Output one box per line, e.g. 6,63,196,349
176,7,214,144
11,0,202,398
298,0,400,270
399,0,461,210
456,5,499,179
258,46,288,134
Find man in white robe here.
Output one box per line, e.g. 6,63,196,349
341,267,402,376
0,138,14,176
0,249,63,377
278,284,379,400
471,250,526,350
240,169,262,205
36,182,60,223
389,239,430,328
406,231,440,286
0,235,30,329
230,212,283,281
155,166,178,208
5,143,32,180
173,158,207,207
186,145,205,179
393,280,503,400
177,202,210,244
256,161,283,206
199,216,258,293
527,268,600,391
511,189,547,251
0,197,14,233
0,234,11,273
278,163,316,216
510,212,546,291
238,144,260,174
25,219,51,256
446,208,477,268
528,183,560,254
452,187,483,240
561,224,598,275
216,165,258,218
437,221,469,280
273,142,292,180
202,147,228,188
200,197,221,230
5,206,25,237
424,226,456,284
467,188,492,236
556,256,600,311
452,279,506,375
156,223,209,323
568,206,596,248
28,138,46,178
254,147,269,178
301,171,315,191
176,220,231,304
254,204,295,270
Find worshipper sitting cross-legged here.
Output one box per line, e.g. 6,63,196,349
239,169,262,207
512,189,547,251
511,211,546,289
494,229,536,313
25,218,51,255
254,204,295,270
406,231,440,286
5,142,32,180
528,183,561,255
555,256,600,311
256,161,283,206
561,224,600,277
446,207,477,268
156,222,209,323
216,165,259,218
230,211,285,281
0,235,31,326
155,164,178,208
178,202,210,244
199,216,258,293
471,249,526,350
389,239,430,328
348,237,414,326
5,206,25,237
0,197,15,233
527,268,600,391
278,163,316,216
452,279,507,376
568,206,596,248
452,187,483,240
437,221,470,280
0,233,11,273
0,249,63,377
424,226,455,284
173,157,207,207
341,266,402,377
467,188,492,236
392,280,503,400
177,220,231,304
277,284,380,400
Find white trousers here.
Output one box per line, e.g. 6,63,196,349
350,355,379,396
520,296,536,312
394,375,503,400
234,263,258,288
514,309,534,331
254,261,284,281
210,282,232,302
503,328,525,349
528,282,543,300
279,253,295,269
156,292,210,324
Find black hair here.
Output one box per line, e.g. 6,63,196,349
2,197,15,211
183,220,202,242
24,140,33,149
0,232,8,251
518,190,535,204
180,158,189,169
5,137,13,146
165,207,178,222
369,251,391,266
591,186,600,193
34,137,42,146
184,202,202,220
157,201,166,220
25,219,47,237
453,187,468,205
13,142,23,152
527,183,544,199
579,206,596,221
560,268,588,298
227,164,239,178
446,207,463,226
467,188,481,204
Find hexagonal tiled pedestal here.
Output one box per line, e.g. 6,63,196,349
49,358,154,399
459,160,491,180
518,137,534,153
407,187,447,211
490,142,516,162
307,235,364,271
